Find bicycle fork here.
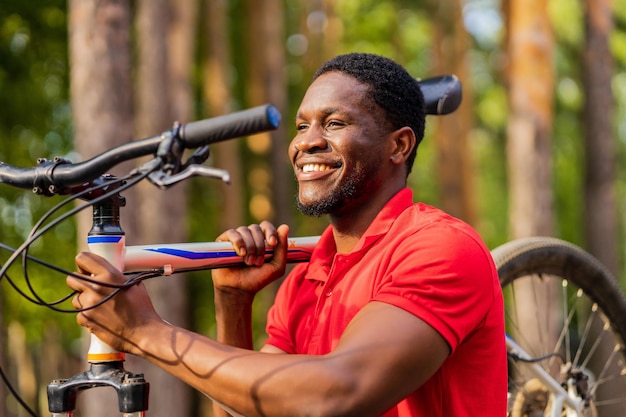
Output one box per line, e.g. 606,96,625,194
506,335,585,417
47,195,149,416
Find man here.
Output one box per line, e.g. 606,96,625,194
68,53,507,417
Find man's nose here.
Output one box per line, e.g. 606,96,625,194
291,126,329,153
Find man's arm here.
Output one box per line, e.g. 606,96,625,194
211,284,287,416
143,300,448,417
212,287,254,417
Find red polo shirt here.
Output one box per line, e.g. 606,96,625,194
265,188,506,417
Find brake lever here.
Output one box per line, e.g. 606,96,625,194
147,164,231,189
141,120,230,188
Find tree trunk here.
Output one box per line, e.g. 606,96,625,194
68,1,134,416
581,0,620,402
245,0,291,226
504,0,555,238
503,0,559,374
432,0,477,226
132,0,196,416
583,0,617,276
262,0,292,227
7,322,36,414
205,0,244,232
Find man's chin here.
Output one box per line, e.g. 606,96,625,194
296,202,327,217
295,197,338,217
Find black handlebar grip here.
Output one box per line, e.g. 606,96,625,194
179,104,281,148
419,75,463,115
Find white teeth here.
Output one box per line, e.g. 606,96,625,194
302,164,331,172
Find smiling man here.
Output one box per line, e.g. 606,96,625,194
67,53,507,417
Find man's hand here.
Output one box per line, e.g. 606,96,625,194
66,252,162,355
212,221,289,296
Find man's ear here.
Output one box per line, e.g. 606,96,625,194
389,126,416,165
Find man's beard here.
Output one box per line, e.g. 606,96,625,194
295,171,366,217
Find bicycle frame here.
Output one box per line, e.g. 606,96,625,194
106,236,319,274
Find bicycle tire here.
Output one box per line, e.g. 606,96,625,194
491,236,626,417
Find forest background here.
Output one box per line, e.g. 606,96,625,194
1,0,625,416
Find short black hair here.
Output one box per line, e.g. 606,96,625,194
313,53,425,175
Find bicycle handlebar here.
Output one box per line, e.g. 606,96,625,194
419,75,462,115
0,74,462,194
0,103,280,192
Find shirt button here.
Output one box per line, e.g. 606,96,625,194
325,290,333,297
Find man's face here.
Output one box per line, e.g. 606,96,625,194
289,72,392,217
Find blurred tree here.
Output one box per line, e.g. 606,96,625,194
196,5,241,411
129,0,197,415
0,2,75,416
67,0,134,416
204,0,244,232
583,0,618,275
502,0,559,374
241,0,291,353
429,0,477,225
581,0,621,402
504,0,555,238
244,0,291,227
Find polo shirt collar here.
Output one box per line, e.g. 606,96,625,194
304,188,414,282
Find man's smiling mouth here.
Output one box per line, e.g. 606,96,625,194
302,163,335,173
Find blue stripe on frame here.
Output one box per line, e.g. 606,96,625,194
87,236,123,244
145,248,242,260
143,247,311,260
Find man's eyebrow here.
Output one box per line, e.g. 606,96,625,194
295,107,343,120
322,107,340,116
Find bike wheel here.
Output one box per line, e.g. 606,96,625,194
491,237,626,417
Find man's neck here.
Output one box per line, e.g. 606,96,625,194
330,227,364,254
328,192,400,254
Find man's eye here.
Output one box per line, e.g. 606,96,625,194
296,124,309,131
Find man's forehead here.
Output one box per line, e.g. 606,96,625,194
309,71,369,91
300,73,370,109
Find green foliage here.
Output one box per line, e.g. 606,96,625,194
0,0,78,348
409,123,439,206
477,85,508,130
548,0,583,47
462,6,509,248
471,125,508,249
334,0,433,75
611,28,626,70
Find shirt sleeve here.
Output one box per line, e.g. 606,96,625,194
372,223,499,353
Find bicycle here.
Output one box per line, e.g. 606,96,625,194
1,73,625,417
0,74,460,416
493,237,626,416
